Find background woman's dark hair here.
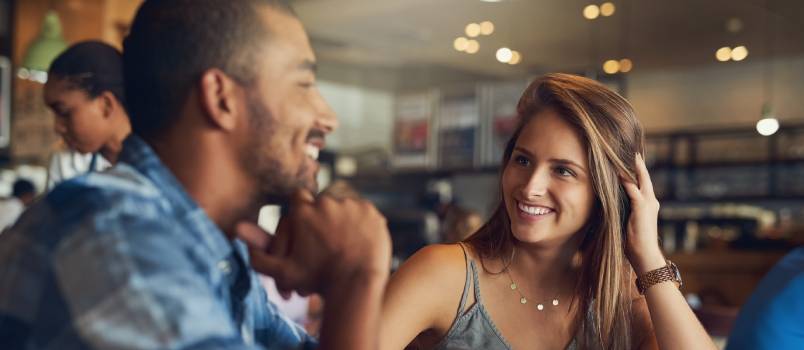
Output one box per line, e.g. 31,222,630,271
47,40,126,107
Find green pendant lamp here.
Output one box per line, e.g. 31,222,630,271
21,10,68,74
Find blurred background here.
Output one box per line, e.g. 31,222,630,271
1,0,802,345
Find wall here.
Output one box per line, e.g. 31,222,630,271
628,55,804,132
318,80,394,153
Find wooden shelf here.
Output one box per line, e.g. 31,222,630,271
668,249,790,307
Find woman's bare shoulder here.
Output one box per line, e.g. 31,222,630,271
394,243,471,283
381,243,474,348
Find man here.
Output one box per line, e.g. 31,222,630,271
726,247,804,349
0,1,390,349
0,178,36,231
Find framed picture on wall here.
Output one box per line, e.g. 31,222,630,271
391,91,438,169
0,56,10,148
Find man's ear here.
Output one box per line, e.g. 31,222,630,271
197,68,241,131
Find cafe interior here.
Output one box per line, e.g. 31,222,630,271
0,0,802,348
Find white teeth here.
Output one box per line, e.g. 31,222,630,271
517,202,552,216
305,144,320,160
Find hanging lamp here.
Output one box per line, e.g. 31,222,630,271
20,10,68,83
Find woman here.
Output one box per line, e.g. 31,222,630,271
381,74,715,349
43,41,131,188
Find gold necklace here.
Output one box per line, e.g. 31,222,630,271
504,248,560,311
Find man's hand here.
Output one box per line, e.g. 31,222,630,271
236,189,391,298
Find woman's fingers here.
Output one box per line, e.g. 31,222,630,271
635,153,656,198
621,176,642,201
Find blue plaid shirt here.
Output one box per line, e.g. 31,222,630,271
0,136,317,350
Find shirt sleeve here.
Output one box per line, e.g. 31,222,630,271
251,277,318,350
51,206,266,350
726,249,804,350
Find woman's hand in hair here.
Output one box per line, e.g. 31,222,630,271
621,153,666,275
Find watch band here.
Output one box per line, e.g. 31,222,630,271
636,260,682,295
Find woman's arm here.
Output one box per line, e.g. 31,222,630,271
623,154,716,350
380,244,468,350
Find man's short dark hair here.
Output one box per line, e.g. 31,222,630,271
12,179,35,198
123,0,295,138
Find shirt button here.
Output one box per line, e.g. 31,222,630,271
217,260,231,274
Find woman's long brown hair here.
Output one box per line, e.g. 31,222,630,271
465,73,645,349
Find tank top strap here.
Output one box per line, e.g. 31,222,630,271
455,243,473,316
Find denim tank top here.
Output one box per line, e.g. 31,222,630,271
433,244,593,350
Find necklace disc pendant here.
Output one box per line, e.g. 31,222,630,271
520,297,527,304
510,283,517,290
537,304,544,311
552,299,559,306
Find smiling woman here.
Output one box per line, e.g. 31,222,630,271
380,73,717,350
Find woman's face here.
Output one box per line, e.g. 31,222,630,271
44,78,110,153
502,108,596,246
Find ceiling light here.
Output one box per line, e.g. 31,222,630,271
508,50,521,65
480,21,495,35
17,68,30,80
583,5,600,20
465,23,481,37
756,117,779,136
453,37,469,51
600,2,616,17
619,58,633,72
480,0,503,2
465,40,480,54
22,11,68,72
726,17,743,33
496,47,513,63
731,45,748,61
603,59,620,74
715,47,732,62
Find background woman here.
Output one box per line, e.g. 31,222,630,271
43,40,130,188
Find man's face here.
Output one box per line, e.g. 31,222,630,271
241,8,337,202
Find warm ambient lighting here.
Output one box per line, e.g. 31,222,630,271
716,46,748,62
603,59,620,74
479,21,495,35
731,46,748,61
508,50,522,65
583,5,600,20
756,118,779,136
600,2,616,17
465,23,481,37
716,47,732,62
17,68,48,83
453,37,469,51
619,58,633,73
465,39,480,54
726,17,743,33
496,47,513,63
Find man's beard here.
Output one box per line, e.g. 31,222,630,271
244,93,316,206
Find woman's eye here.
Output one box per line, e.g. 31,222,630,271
514,155,530,166
555,167,575,177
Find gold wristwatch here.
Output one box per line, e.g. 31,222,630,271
636,260,682,295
